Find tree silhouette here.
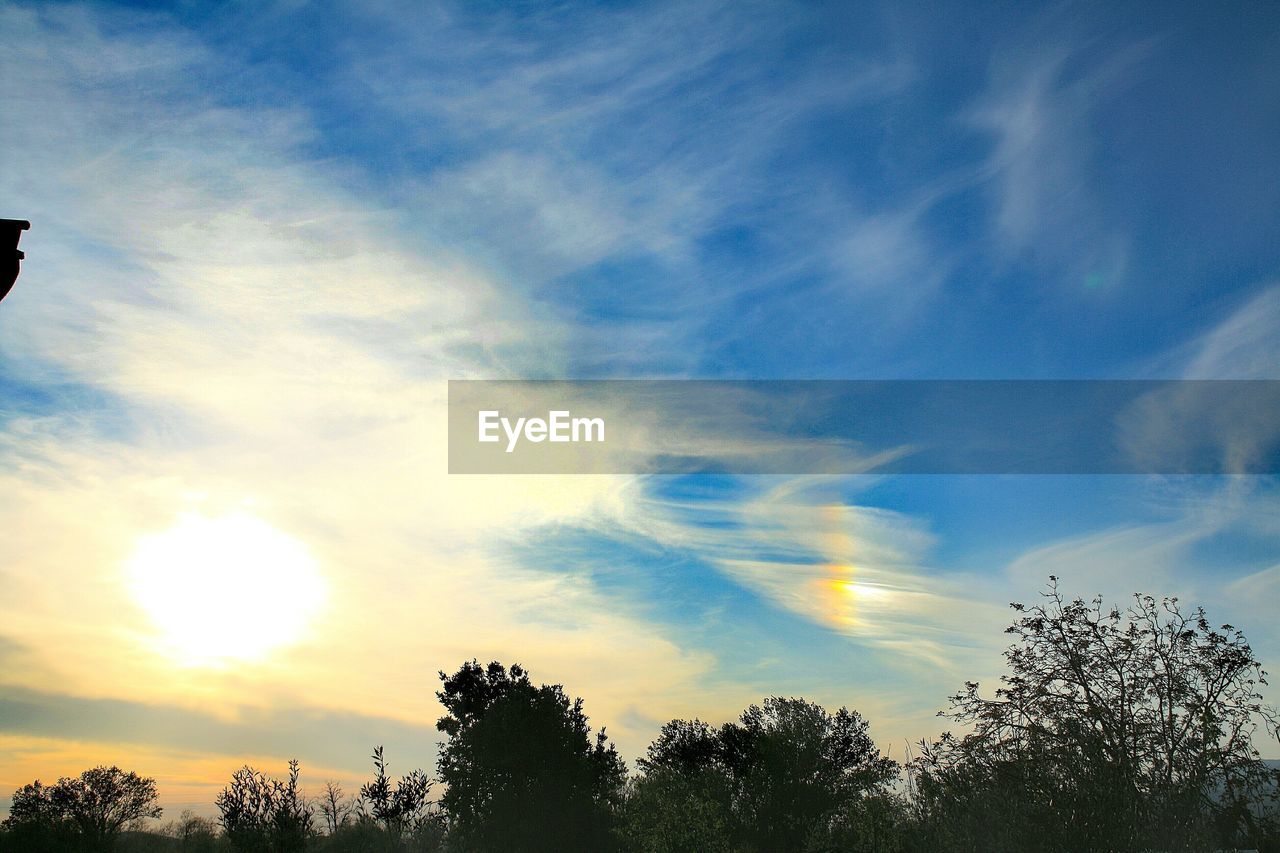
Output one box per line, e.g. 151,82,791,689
624,762,735,852
435,660,626,852
913,577,1280,852
638,718,722,776
2,780,75,853
1,766,161,853
638,698,897,852
726,697,898,851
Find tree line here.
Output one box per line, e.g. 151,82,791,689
4,579,1279,852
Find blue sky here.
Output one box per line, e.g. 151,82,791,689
1,0,1278,812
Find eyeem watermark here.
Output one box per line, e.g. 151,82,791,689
478,410,606,453
450,380,1280,474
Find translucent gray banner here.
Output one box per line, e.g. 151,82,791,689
447,380,1280,475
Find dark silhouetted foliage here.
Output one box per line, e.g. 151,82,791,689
215,760,312,853
351,747,442,852
0,766,161,853
910,577,1280,852
622,764,736,853
624,718,737,851
8,584,1276,853
163,811,218,853
1,779,78,853
632,698,898,852
725,697,899,851
435,660,626,852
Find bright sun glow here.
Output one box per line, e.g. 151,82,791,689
837,580,890,600
128,513,326,666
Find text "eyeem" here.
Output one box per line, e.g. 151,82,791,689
478,410,606,453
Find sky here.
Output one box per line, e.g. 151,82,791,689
2,0,1279,817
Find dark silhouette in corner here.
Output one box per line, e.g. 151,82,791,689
1,219,30,304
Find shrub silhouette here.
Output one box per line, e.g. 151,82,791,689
215,760,312,853
352,746,442,851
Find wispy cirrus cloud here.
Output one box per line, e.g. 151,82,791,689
1182,284,1280,380
622,476,1009,671
332,0,935,373
967,28,1156,289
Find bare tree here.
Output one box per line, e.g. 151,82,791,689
318,780,355,835
162,810,218,853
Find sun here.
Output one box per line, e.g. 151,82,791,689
127,513,327,666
